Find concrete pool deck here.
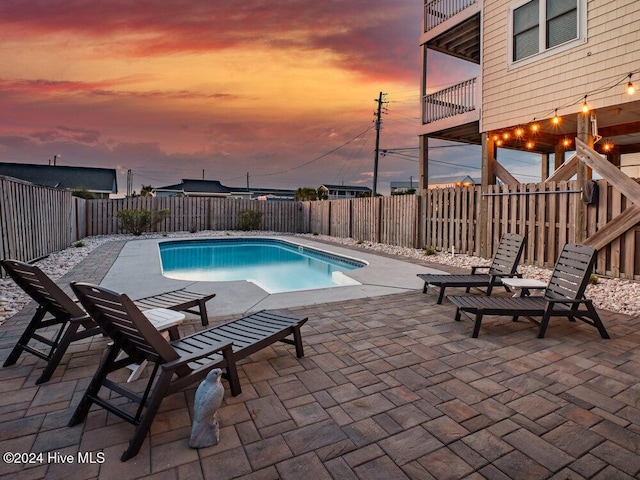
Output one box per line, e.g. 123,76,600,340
100,236,446,316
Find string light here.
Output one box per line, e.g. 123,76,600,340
552,109,560,125
562,138,571,148
627,74,635,95
531,122,540,132
526,141,534,149
581,96,589,113
603,141,613,152
515,127,524,137
502,132,510,140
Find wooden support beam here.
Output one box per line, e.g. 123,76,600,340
576,138,640,208
545,153,578,182
584,205,640,250
494,160,520,187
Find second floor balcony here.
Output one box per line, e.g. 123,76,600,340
424,0,477,33
423,77,477,124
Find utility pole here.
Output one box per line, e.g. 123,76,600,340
126,169,133,197
246,172,250,190
373,92,387,197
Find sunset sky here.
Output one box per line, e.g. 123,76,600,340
0,0,507,196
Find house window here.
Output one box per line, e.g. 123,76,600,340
510,0,585,65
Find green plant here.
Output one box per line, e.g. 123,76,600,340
356,239,364,245
162,232,168,237
589,273,599,285
117,208,170,236
237,209,263,231
72,240,85,248
190,222,198,234
312,232,319,236
423,247,436,256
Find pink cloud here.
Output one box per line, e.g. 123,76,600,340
0,1,422,83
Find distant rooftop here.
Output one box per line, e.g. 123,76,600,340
0,162,118,195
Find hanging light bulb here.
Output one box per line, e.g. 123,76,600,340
531,121,540,132
526,141,534,149
552,109,560,125
603,141,613,152
581,96,589,113
563,138,571,148
502,132,510,140
515,127,524,137
492,134,499,142
627,74,635,95
496,139,503,146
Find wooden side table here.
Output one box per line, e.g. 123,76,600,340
501,278,547,297
124,308,186,382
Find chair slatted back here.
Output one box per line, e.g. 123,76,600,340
1,259,85,320
544,244,596,302
488,233,525,276
71,282,180,366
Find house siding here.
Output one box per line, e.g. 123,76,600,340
482,0,640,133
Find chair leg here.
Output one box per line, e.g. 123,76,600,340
454,307,462,322
422,282,428,294
486,284,494,296
37,320,102,384
120,371,173,461
198,299,209,326
221,344,241,396
69,344,121,426
472,311,484,338
3,307,47,366
292,325,305,358
537,309,553,338
437,287,446,304
586,303,610,339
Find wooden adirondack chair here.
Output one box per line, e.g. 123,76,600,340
448,243,610,339
417,233,525,304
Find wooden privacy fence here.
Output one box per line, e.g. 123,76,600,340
2,176,638,280
0,176,82,264
304,196,420,248
85,197,305,236
425,179,640,280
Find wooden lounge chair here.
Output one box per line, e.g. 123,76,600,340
448,243,610,339
69,282,308,461
0,259,215,384
417,233,525,304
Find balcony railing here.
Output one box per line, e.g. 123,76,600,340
423,77,476,124
424,0,477,32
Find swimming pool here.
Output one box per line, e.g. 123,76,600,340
159,238,367,293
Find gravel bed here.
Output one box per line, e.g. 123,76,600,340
1,231,638,325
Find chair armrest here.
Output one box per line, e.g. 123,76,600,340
546,298,591,306
470,265,490,274
161,340,233,371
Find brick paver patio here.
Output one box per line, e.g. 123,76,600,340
1,241,639,479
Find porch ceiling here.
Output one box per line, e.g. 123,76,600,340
426,13,480,64
428,100,640,155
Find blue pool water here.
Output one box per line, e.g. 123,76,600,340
159,238,366,293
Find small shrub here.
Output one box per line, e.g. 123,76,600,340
117,208,170,236
589,274,599,285
72,240,85,248
312,232,319,236
72,189,95,200
356,239,364,245
190,222,198,234
162,232,168,237
237,209,263,231
424,247,436,256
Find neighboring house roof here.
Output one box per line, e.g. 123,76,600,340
180,180,232,195
0,162,117,193
154,179,295,199
318,184,372,192
390,181,417,189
